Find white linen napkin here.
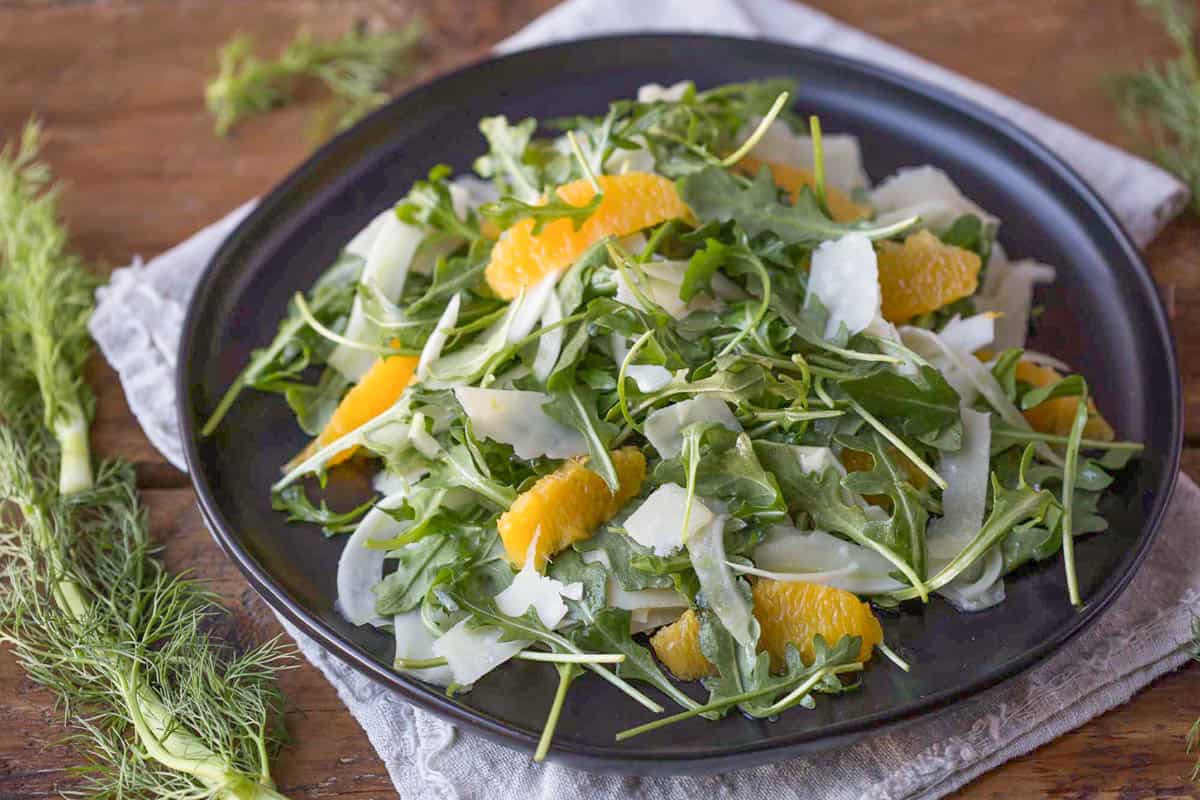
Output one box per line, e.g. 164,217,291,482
90,1,1199,798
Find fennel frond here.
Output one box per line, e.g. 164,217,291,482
0,119,97,494
206,20,423,138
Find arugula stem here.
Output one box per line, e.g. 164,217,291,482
637,219,677,262
808,114,827,212
876,641,911,673
534,663,578,762
760,662,863,717
293,292,408,356
721,91,789,167
1062,395,1089,607
567,131,603,194
616,330,655,430
614,662,861,741
848,399,947,490
991,425,1144,452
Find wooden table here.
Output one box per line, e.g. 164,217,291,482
1,1,1197,797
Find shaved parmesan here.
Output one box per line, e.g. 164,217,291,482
625,484,715,556
495,551,582,629
746,120,869,190
751,527,905,594
688,515,756,648
394,610,454,686
871,166,998,233
806,233,879,340
631,607,689,634
432,620,529,686
643,396,741,458
615,259,722,319
610,334,674,391
416,293,461,381
627,365,673,392
336,491,409,627
453,387,586,459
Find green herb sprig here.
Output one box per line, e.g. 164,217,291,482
0,123,294,799
1110,0,1200,212
206,21,423,138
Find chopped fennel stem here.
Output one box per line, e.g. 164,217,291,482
54,406,93,495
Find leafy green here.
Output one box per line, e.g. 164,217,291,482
205,21,424,137
0,121,98,494
1019,374,1086,410
1,122,292,796
271,482,374,535
480,191,602,234
572,607,700,712
840,364,963,449
542,387,620,492
655,426,786,520
474,116,543,202
761,461,928,597
374,533,462,615
677,166,917,247
838,432,931,578
1109,0,1200,214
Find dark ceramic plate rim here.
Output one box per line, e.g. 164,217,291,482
177,33,1182,769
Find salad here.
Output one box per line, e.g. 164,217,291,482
204,79,1144,757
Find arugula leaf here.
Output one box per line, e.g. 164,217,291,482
654,426,786,520
542,387,620,492
423,442,516,509
285,367,351,436
677,166,916,248
838,432,931,578
374,533,462,615
697,608,769,718
1019,374,1086,410
891,449,1056,601
474,116,542,202
481,192,601,235
939,213,993,264
271,483,374,536
841,364,963,450
574,528,676,591
396,164,481,242
680,238,729,302
573,607,701,712
762,462,928,597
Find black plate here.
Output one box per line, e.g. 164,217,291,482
178,34,1181,773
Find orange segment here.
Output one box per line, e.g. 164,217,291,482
1014,360,1114,441
877,229,981,323
649,580,882,681
650,609,715,680
484,173,693,299
314,353,419,466
752,579,882,670
739,156,869,223
497,447,646,570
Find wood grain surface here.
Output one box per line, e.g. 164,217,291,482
0,1,1197,797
